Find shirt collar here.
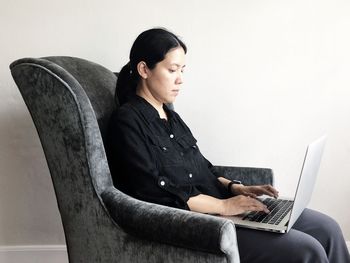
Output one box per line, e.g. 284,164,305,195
129,95,175,122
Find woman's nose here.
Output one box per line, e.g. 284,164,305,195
176,72,183,85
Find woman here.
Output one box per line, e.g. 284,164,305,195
107,28,350,263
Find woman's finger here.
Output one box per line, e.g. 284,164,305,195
246,204,269,213
244,191,257,198
246,198,270,213
254,185,278,198
262,187,276,197
265,185,279,198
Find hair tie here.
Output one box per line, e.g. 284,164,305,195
127,61,133,75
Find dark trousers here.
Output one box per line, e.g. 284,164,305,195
236,209,350,263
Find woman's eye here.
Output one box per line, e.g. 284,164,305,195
169,69,176,73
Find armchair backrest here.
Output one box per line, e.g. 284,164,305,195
10,56,190,263
10,56,122,261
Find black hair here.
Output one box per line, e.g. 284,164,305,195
115,28,187,105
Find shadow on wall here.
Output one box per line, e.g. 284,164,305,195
0,97,65,245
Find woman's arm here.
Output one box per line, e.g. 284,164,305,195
187,193,269,216
217,176,279,199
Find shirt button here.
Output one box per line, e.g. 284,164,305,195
170,134,174,139
162,147,167,151
160,180,165,186
180,152,184,156
189,173,193,178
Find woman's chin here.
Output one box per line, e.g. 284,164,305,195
165,96,177,104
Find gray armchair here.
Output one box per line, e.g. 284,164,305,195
10,56,274,263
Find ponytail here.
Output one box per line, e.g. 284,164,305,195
115,62,138,106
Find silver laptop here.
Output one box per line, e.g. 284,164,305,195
221,135,327,233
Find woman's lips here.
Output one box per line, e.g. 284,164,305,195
171,90,179,97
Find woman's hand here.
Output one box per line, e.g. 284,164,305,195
187,193,270,216
232,184,279,199
221,195,270,216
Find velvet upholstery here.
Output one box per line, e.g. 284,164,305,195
10,56,274,263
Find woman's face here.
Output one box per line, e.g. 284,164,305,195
142,47,186,104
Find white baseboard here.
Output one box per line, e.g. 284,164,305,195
0,245,68,263
0,242,348,262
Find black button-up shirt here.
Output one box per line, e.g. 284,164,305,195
106,95,231,209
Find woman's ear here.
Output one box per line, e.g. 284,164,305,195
137,61,149,79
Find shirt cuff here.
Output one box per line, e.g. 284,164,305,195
158,176,202,210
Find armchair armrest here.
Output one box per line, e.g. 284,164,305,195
101,186,240,262
211,165,274,186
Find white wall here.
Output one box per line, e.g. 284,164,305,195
1,0,349,249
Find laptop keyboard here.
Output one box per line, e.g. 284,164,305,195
243,198,294,225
